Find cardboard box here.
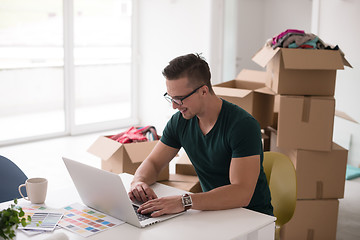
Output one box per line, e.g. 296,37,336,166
87,136,169,181
274,94,280,113
235,69,268,84
290,143,347,199
281,200,339,240
262,131,270,152
270,112,278,130
277,95,335,151
269,128,348,199
213,70,275,128
175,153,197,176
159,174,202,193
252,46,352,95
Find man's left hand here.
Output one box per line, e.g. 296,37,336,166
137,195,185,217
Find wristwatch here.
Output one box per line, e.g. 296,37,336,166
181,193,192,211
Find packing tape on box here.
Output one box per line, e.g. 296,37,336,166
316,181,324,199
301,96,311,123
307,229,315,240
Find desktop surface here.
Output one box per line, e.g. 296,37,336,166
0,173,276,240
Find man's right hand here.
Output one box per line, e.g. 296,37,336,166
128,181,158,203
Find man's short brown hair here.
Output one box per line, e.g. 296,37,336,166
162,53,214,94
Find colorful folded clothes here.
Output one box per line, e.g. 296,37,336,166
110,126,160,143
270,28,340,51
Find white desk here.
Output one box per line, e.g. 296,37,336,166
1,174,276,240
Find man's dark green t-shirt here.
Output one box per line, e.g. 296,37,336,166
160,99,273,215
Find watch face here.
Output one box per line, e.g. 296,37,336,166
184,197,192,206
182,194,192,207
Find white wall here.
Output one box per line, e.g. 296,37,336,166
316,0,360,167
136,0,214,134
236,0,312,73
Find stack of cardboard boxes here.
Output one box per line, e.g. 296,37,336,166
252,45,351,240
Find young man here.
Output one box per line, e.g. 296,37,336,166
128,53,273,217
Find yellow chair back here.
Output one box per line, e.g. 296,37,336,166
263,151,297,239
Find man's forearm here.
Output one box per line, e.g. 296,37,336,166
132,158,160,185
191,184,254,211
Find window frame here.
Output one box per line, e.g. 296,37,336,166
0,0,138,146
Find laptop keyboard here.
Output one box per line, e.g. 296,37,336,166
133,205,152,221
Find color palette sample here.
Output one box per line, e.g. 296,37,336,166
58,203,124,237
20,212,63,231
22,205,49,211
19,204,63,235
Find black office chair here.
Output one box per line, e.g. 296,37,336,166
0,155,28,203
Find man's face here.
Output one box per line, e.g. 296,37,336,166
165,77,203,119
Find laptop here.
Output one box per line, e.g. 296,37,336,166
62,157,186,228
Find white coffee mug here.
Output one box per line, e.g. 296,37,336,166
18,178,48,204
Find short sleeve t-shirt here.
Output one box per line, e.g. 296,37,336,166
160,99,273,215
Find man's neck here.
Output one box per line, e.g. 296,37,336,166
197,96,223,135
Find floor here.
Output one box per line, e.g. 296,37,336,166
337,178,360,240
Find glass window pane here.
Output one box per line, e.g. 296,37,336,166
0,0,64,142
74,0,132,125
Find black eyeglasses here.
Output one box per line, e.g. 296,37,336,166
164,85,205,106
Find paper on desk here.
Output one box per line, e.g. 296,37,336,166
19,204,64,235
58,202,124,237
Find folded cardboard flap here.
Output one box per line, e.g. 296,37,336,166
214,79,275,98
123,141,158,163
216,79,265,90
335,110,359,124
341,55,352,68
213,86,253,98
87,136,121,160
255,86,276,95
235,69,267,83
252,46,280,68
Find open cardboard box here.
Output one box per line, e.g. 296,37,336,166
277,95,335,151
87,136,169,181
175,153,197,176
269,127,348,199
281,199,339,240
213,69,275,128
159,174,202,193
252,46,352,95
